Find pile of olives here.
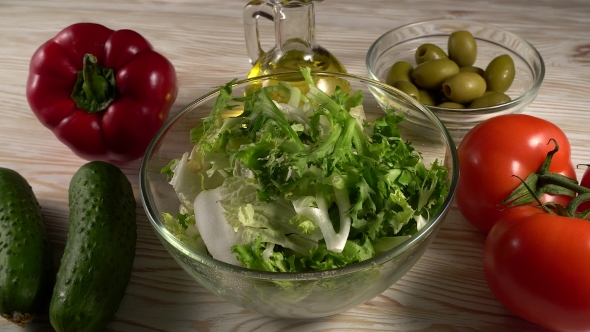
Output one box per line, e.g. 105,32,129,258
385,30,516,109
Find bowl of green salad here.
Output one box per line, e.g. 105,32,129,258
139,69,459,318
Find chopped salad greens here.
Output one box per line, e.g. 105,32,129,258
162,68,450,272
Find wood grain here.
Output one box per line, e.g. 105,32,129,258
0,0,588,331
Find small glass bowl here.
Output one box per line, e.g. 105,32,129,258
366,19,545,143
139,71,459,318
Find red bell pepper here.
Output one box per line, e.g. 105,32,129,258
26,22,178,163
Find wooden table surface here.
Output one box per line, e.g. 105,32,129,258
1,0,589,331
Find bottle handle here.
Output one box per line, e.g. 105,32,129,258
243,0,275,65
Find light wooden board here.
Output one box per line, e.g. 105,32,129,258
0,0,589,331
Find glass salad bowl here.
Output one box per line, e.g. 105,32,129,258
139,71,459,318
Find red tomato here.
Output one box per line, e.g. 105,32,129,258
484,206,590,332
580,166,590,214
456,114,576,233
582,167,590,187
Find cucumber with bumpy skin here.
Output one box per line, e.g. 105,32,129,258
0,167,54,327
49,161,136,332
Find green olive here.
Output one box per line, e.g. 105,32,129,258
391,80,420,101
484,54,515,93
469,91,512,108
459,66,485,76
412,59,460,90
418,89,436,106
442,72,487,104
415,43,448,65
448,30,477,67
438,101,465,109
386,61,414,85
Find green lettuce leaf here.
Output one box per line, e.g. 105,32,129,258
163,67,451,272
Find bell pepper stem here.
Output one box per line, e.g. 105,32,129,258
71,54,116,114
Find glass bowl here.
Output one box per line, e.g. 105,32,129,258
366,19,545,143
139,71,459,318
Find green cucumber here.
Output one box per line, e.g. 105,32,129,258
49,161,136,332
0,167,54,327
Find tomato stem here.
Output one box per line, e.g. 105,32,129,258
500,139,590,219
538,173,590,195
566,193,590,217
538,138,559,174
509,175,553,214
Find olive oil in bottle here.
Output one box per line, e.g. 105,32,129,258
247,48,347,78
244,0,347,95
247,48,347,95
